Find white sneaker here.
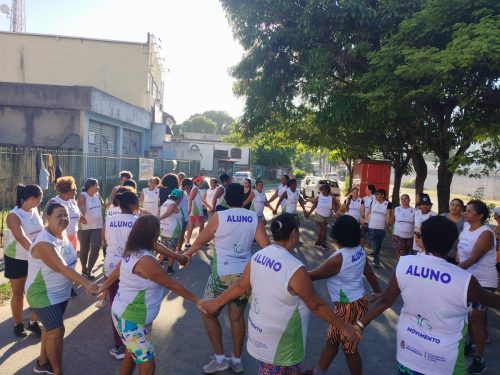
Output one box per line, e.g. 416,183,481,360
202,356,229,373
229,356,244,373
109,345,125,360
95,299,106,309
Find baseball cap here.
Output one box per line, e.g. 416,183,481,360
169,188,183,200
420,194,432,205
192,176,204,184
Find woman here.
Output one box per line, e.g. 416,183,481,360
412,194,436,254
140,176,161,216
77,178,104,280
306,184,340,250
49,176,83,252
251,180,274,232
457,200,497,374
440,198,465,262
200,213,359,375
98,215,204,375
5,184,44,338
365,189,393,268
307,215,381,375
158,189,184,274
176,178,192,251
26,202,97,375
242,178,253,210
184,176,206,247
339,187,364,223
159,173,180,206
104,191,188,360
391,194,415,260
357,215,500,375
494,207,500,273
202,178,218,214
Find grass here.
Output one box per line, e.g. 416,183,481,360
0,282,12,304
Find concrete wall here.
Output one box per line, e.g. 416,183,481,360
0,32,155,110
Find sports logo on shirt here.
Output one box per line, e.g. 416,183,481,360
233,243,243,254
417,314,432,330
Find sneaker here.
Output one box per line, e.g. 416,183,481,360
70,288,78,299
27,321,42,337
229,356,243,373
84,272,96,280
184,243,192,249
468,356,487,375
33,360,54,374
202,356,230,373
320,243,329,251
166,267,175,275
314,241,322,249
14,322,27,338
95,299,106,309
109,345,125,360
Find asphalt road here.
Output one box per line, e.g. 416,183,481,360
1,201,499,375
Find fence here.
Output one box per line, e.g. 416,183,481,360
0,145,200,211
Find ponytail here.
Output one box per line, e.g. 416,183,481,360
15,184,42,208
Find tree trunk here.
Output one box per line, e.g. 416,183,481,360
392,162,403,206
411,151,427,203
436,159,453,214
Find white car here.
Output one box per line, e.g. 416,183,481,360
232,171,255,186
324,172,339,182
301,176,340,198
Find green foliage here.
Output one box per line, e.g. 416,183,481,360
252,145,293,168
342,176,351,196
0,282,12,304
201,111,235,134
177,111,236,135
401,178,416,189
293,169,306,179
181,115,217,134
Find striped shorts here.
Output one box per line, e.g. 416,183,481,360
327,296,368,353
33,300,69,331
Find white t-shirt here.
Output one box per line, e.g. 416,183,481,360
276,184,288,209
189,186,204,217
368,200,392,230
394,206,416,239
52,196,81,235
362,195,374,218
213,208,258,276
104,213,138,277
5,207,43,261
106,206,121,217
252,190,267,218
206,188,217,209
413,209,437,252
346,197,363,222
327,246,366,303
316,194,332,218
395,255,471,375
457,224,497,288
283,188,300,214
142,187,160,216
159,199,182,238
80,192,103,230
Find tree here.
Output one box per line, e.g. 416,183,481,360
364,0,500,212
181,115,217,134
202,111,235,134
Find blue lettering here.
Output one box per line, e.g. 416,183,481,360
227,215,254,223
440,273,451,284
253,253,282,272
430,269,440,282
414,266,421,277
406,326,441,344
351,249,364,262
406,265,452,284
406,265,413,275
421,267,430,279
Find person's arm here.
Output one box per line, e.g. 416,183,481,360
158,203,176,221
298,194,307,212
467,276,500,308
6,213,31,251
184,214,219,257
188,188,196,215
275,191,288,212
139,190,145,206
360,272,400,327
255,223,271,248
358,201,365,222
308,255,342,281
98,193,105,208
153,242,188,265
243,191,255,208
268,188,279,203
339,201,348,215
385,207,394,231
307,197,318,216
212,187,223,210
264,199,274,212
108,187,118,207
77,194,86,218
458,231,495,270
202,191,210,211
33,242,97,294
364,205,372,225
97,264,120,294
363,260,382,294
289,267,360,342
101,223,107,247
201,262,252,314
134,256,200,304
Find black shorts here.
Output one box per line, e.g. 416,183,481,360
33,300,69,331
4,255,28,279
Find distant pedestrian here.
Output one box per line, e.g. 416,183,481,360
306,184,340,250
159,173,180,206
365,189,393,268
140,176,161,215
391,194,415,260
212,173,231,212
184,176,206,248
412,194,437,254
108,170,133,207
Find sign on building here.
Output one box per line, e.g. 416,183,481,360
139,158,155,180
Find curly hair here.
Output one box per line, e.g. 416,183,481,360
55,176,76,194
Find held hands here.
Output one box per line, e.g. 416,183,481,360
369,292,382,303
84,282,99,296
199,299,221,316
178,254,190,267
341,323,362,344
80,216,88,225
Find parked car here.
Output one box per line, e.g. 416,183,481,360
324,172,339,182
301,176,340,198
232,171,255,186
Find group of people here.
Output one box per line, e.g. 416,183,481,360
2,170,500,375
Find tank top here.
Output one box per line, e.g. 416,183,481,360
395,255,471,375
368,200,391,230
394,206,416,239
216,186,228,208
243,189,252,210
180,191,189,222
107,206,121,217
327,246,366,303
283,188,300,214
159,199,182,239
247,244,310,366
457,224,497,288
346,197,363,222
142,188,160,216
213,208,258,276
5,207,43,261
413,209,437,252
316,194,332,217
112,250,165,325
104,213,138,277
189,186,204,217
277,184,288,209
206,188,217,209
252,190,267,217
25,229,77,308
80,192,103,230
52,196,81,235
362,195,374,217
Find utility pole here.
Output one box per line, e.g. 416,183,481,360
10,0,25,32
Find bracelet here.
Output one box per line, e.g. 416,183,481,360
355,320,365,330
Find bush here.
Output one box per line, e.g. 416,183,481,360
293,169,306,178
342,176,351,196
401,178,416,189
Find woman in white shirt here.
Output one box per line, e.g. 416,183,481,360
457,200,497,374
339,187,364,223
140,176,160,216
77,179,104,280
366,189,393,268
391,194,415,260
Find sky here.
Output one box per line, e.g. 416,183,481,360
0,0,245,123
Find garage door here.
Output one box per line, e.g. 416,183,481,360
122,129,142,156
88,120,117,155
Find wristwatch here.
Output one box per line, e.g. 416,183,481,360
355,320,365,331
